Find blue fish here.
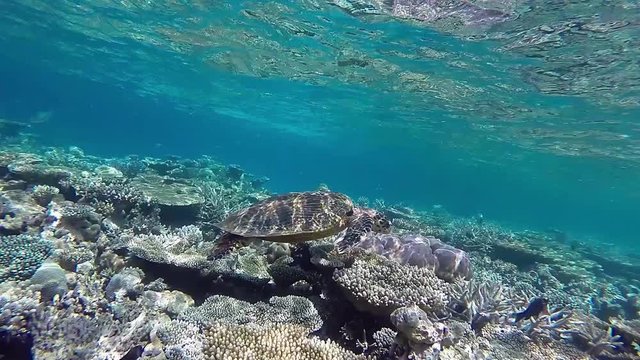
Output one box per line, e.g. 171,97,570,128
514,297,549,322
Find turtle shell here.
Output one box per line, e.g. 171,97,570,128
216,191,355,242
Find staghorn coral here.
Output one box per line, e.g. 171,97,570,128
448,278,518,324
202,322,367,360
333,254,450,316
0,234,54,283
517,307,575,343
563,312,625,357
479,322,589,360
178,294,322,331
194,180,254,225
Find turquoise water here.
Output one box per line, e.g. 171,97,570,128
1,0,639,249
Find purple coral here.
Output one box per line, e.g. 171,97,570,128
431,242,472,282
353,233,471,282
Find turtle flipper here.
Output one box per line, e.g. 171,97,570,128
210,232,252,259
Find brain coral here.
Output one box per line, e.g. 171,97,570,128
332,254,451,316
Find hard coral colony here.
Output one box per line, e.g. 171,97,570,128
0,146,639,360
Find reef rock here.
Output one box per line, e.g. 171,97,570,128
0,189,47,235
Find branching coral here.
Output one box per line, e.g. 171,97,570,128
202,323,367,360
194,180,254,225
448,279,517,324
0,234,53,283
63,174,148,213
156,319,204,360
333,254,450,316
518,307,575,343
57,202,103,242
30,185,60,207
480,322,589,360
561,312,625,357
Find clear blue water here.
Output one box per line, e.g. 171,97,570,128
1,0,639,249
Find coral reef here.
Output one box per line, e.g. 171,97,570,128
203,323,367,360
1,144,639,360
390,305,448,357
178,294,323,331
333,254,450,316
351,232,472,282
123,225,211,269
0,234,53,283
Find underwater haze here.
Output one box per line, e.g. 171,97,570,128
1,0,639,249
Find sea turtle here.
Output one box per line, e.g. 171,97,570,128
213,190,391,255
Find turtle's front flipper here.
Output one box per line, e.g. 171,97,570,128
334,227,362,253
210,232,252,259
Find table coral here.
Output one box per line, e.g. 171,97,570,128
178,294,323,331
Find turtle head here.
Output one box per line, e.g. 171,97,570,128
371,211,391,234
336,208,392,252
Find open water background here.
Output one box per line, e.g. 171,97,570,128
1,0,639,249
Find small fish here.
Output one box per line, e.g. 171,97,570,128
514,297,549,322
471,312,493,332
119,345,143,360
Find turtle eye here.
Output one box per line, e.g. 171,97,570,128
345,209,354,216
